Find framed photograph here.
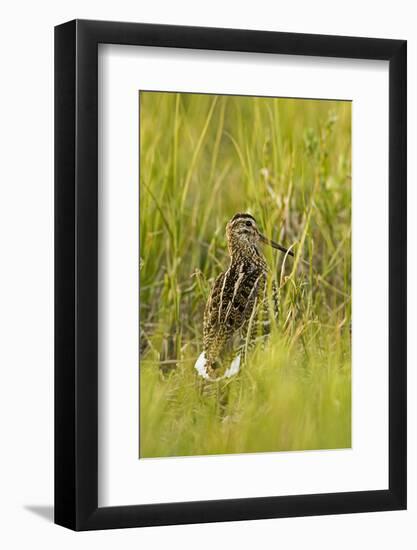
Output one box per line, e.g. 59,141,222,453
55,19,406,530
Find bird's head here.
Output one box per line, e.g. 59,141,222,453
226,213,294,258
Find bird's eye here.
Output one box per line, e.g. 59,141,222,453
245,221,252,227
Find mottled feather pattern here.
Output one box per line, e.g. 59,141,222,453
197,213,288,380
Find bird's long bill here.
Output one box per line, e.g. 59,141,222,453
259,233,294,257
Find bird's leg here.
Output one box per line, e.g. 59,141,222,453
217,382,230,420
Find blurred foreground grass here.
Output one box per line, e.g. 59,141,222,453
139,92,351,458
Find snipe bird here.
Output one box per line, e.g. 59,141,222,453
195,213,294,381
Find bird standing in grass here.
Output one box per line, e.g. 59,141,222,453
195,213,295,381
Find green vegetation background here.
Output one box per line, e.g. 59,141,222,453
139,92,351,458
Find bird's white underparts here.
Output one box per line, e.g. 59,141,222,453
194,352,241,381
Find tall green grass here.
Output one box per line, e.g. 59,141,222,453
139,92,351,458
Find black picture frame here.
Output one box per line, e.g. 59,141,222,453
55,19,407,531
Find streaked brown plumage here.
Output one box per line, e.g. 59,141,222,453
195,213,294,381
